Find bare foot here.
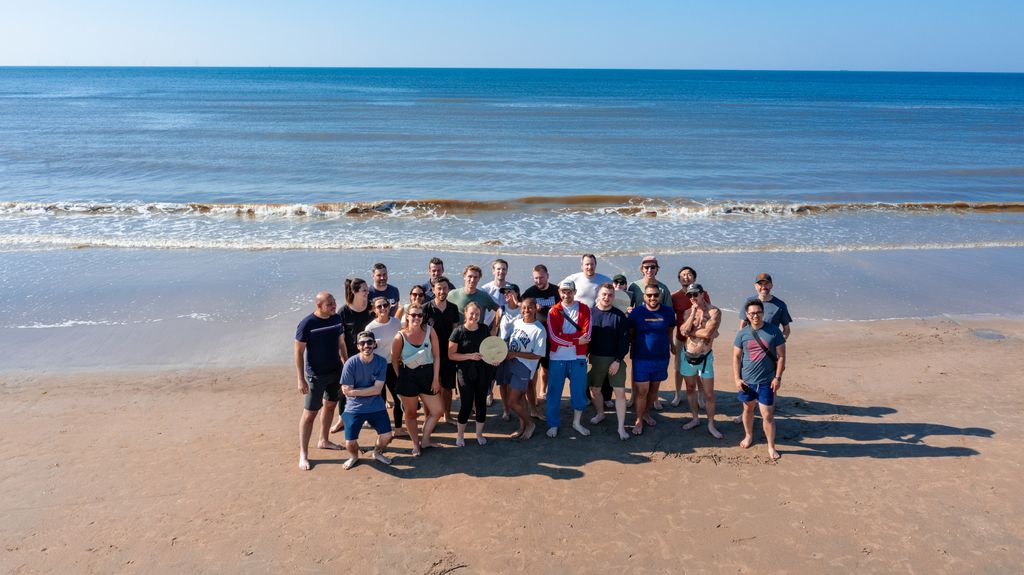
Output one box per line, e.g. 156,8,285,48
768,448,781,460
477,435,487,446
299,456,311,471
533,411,547,422
510,428,524,439
590,414,606,425
572,422,591,436
626,399,634,409
502,412,511,422
546,427,558,438
652,400,664,411
632,421,644,435
681,418,701,431
342,456,358,470
411,444,422,457
739,435,754,449
393,428,409,438
618,428,630,440
708,424,723,439
522,422,536,440
329,420,345,434
670,395,681,407
420,440,437,449
732,415,742,424
317,440,344,450
455,436,465,447
643,414,657,426
486,394,494,407
372,450,392,465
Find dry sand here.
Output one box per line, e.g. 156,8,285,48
2,317,1022,573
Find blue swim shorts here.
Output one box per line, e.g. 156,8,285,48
342,409,393,441
632,358,669,383
738,381,775,406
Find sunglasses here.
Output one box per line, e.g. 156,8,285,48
613,280,626,285
410,292,425,298
747,311,764,316
407,313,424,318
357,340,376,346
644,293,660,298
374,304,390,309
642,265,659,270
688,292,702,298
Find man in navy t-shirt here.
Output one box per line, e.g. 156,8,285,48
294,291,346,471
733,299,787,461
626,284,676,435
369,262,401,317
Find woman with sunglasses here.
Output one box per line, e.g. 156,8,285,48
331,277,373,434
366,296,406,437
397,284,430,327
391,303,443,456
448,301,496,446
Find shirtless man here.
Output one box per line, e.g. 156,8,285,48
670,266,711,407
678,284,723,439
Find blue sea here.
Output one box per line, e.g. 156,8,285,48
1,67,1022,255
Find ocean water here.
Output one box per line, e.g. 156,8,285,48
1,67,1023,255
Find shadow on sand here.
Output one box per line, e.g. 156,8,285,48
330,391,992,476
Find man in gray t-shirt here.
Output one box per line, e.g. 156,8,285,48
733,299,787,461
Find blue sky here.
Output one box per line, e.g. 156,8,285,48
2,1,1021,71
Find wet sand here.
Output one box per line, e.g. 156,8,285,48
2,316,1022,573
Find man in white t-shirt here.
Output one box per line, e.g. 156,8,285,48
563,253,612,308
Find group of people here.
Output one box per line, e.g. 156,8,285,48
294,255,792,470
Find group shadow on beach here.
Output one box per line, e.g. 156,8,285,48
322,391,993,479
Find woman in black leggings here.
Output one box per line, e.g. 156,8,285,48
448,301,494,446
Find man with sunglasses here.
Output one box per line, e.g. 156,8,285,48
339,330,395,470
295,292,346,471
627,255,671,310
627,284,676,434
733,299,786,460
678,283,723,439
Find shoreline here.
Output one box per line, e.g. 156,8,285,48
2,316,1021,572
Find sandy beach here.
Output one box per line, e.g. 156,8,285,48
2,315,1021,573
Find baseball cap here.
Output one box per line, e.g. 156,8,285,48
499,282,521,294
356,330,376,346
612,274,627,284
685,283,704,296
641,255,659,266
755,273,773,284
559,279,576,291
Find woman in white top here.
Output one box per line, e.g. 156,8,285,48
390,303,442,456
366,297,406,437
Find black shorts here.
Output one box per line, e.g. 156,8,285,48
397,364,436,397
304,369,341,411
438,358,457,390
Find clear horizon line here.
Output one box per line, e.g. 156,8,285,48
1,65,1022,75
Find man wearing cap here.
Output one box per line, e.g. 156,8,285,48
611,274,630,312
588,283,631,440
740,273,792,340
564,253,612,308
545,280,593,438
295,291,347,471
627,256,672,309
627,283,676,434
339,330,394,470
628,256,672,411
734,299,786,460
671,266,711,407
678,283,723,438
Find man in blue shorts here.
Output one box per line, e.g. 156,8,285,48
295,291,346,471
627,284,676,435
340,331,395,470
733,299,787,460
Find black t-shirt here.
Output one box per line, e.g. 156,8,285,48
340,305,373,358
522,284,560,322
425,301,460,358
449,323,490,363
295,313,343,374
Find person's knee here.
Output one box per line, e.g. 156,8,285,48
302,409,320,422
